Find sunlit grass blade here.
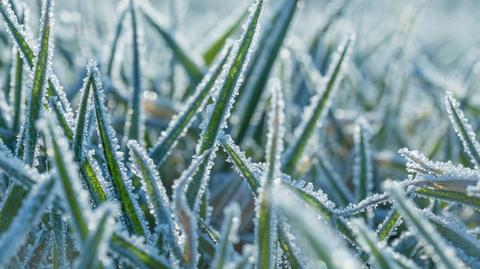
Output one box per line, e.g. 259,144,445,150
149,43,233,166
234,0,298,143
185,0,264,210
0,176,56,266
273,184,361,269
140,2,204,82
90,61,150,239
202,8,247,66
40,114,92,241
386,181,467,269
282,34,354,175
256,81,284,269
74,204,116,269
22,0,54,164
109,234,173,269
211,203,241,269
127,140,180,256
445,92,480,168
125,0,144,142
413,187,480,210
173,150,211,268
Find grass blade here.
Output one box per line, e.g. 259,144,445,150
386,181,467,269
282,34,354,175
149,43,233,165
211,203,241,269
185,0,264,210
256,81,284,269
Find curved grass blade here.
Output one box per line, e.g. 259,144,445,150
74,204,116,269
256,81,284,269
386,181,467,269
22,0,55,165
202,8,247,66
0,176,56,267
40,114,92,241
173,151,211,268
109,234,173,269
90,61,150,239
445,92,480,168
149,43,233,166
273,184,361,269
140,2,204,82
126,0,144,142
234,0,298,143
282,34,354,175
211,203,241,269
127,140,181,257
185,0,264,210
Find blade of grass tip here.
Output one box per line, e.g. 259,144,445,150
273,184,361,269
234,0,298,144
256,80,284,269
22,0,54,165
90,61,150,240
74,204,116,269
282,34,354,175
185,0,264,210
109,234,174,269
445,92,480,168
106,2,128,78
125,0,144,142
73,67,94,161
423,211,480,267
39,114,92,242
140,1,204,82
127,139,181,257
211,203,241,269
352,218,403,269
0,176,55,267
386,181,467,269
202,7,247,66
149,43,233,166
173,150,212,268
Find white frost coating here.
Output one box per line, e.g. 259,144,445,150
386,180,467,269
172,151,210,268
89,60,151,243
445,91,480,169
85,150,112,202
211,202,241,268
335,192,391,217
149,41,233,164
287,178,337,213
273,184,361,269
0,176,56,266
376,208,403,242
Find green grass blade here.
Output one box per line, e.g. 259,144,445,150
274,184,361,269
376,209,402,242
234,0,298,143
445,92,480,168
0,176,56,266
202,9,247,66
90,61,150,239
40,114,92,241
23,0,54,164
110,234,174,269
149,43,233,166
315,155,353,206
282,34,354,175
74,204,116,269
126,0,144,141
256,81,284,269
413,187,480,210
185,0,264,210
49,97,74,140
141,3,204,82
386,181,467,269
353,122,373,202
106,4,128,77
11,48,24,135
73,71,94,162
